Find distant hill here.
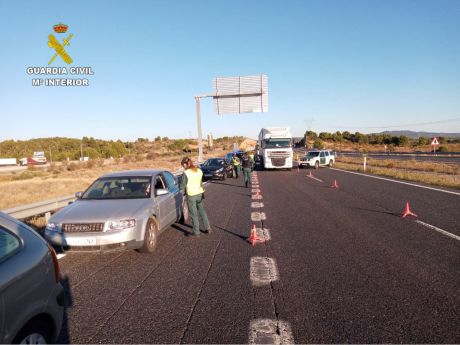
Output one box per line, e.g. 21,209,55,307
377,131,460,139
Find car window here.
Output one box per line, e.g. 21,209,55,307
320,152,325,157
325,151,329,156
162,172,179,193
82,176,151,199
0,226,21,263
154,175,166,190
307,152,319,157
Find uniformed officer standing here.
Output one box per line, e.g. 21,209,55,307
232,154,241,178
180,157,211,238
241,152,254,188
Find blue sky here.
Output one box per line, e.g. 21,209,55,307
1,0,459,141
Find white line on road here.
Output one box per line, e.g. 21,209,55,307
251,188,261,193
57,253,66,260
331,168,460,196
252,194,263,200
249,319,294,344
251,202,264,208
251,212,267,221
250,257,279,286
306,174,323,183
415,220,460,241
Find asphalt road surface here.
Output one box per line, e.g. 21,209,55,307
56,168,459,344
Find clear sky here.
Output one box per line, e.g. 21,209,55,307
1,0,459,141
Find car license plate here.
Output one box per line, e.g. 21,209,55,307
65,237,96,246
205,174,212,177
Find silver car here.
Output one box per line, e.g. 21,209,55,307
0,212,64,344
45,169,186,253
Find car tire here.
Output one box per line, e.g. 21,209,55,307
315,161,319,169
329,160,334,167
13,319,52,344
179,198,188,224
138,217,159,253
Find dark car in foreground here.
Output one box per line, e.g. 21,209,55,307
200,158,234,180
45,169,186,253
0,212,64,344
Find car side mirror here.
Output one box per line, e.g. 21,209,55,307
156,188,169,196
75,191,83,199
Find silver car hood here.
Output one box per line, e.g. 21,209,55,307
50,198,152,223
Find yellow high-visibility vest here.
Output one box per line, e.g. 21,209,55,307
232,157,240,165
184,169,204,196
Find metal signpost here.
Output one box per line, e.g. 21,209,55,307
194,74,268,162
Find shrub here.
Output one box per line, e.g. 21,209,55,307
67,162,79,171
146,152,157,160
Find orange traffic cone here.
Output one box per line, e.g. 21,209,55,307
331,179,339,189
248,224,260,246
402,202,417,218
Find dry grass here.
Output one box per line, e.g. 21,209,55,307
0,149,225,210
335,157,460,189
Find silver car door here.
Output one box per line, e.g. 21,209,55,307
162,172,181,221
154,175,175,228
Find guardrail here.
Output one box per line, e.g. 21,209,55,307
3,194,76,220
2,168,189,220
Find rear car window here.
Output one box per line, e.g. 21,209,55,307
0,226,21,263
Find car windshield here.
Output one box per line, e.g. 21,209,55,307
307,152,320,157
263,139,291,148
203,159,224,166
81,176,152,199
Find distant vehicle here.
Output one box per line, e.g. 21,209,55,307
200,158,234,180
19,151,47,166
0,211,64,344
299,150,335,169
45,169,186,253
257,127,293,169
225,150,244,161
0,158,17,166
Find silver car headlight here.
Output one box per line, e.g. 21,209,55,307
107,219,136,231
46,222,62,232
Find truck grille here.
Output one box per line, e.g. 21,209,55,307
267,151,290,158
271,158,286,167
62,223,104,233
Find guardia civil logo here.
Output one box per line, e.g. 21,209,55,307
26,23,94,87
48,23,73,65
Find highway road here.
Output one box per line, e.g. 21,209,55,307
55,168,459,343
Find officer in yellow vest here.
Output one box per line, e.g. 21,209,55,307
180,157,211,237
232,154,241,178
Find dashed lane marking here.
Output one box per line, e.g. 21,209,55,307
251,212,267,221
251,188,261,193
255,227,271,242
250,257,279,286
252,194,263,200
251,202,264,208
331,167,460,196
249,319,294,345
415,220,460,241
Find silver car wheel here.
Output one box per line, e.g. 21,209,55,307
20,333,47,344
147,221,157,248
139,217,158,253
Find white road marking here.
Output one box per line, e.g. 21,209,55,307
251,202,264,208
252,194,263,200
249,319,294,345
251,188,261,193
306,174,323,183
256,227,271,242
331,168,460,196
250,257,279,286
57,253,66,260
251,212,267,221
415,220,460,241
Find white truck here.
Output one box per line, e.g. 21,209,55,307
0,158,17,166
257,127,293,169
